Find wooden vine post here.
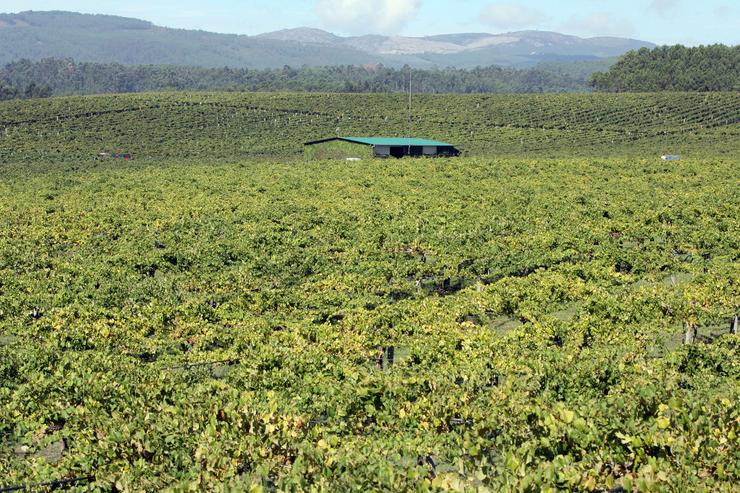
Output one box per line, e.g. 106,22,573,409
375,346,395,370
683,321,697,345
731,315,739,335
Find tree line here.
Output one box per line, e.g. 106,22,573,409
1,44,736,100
0,58,590,99
0,80,52,100
590,44,739,92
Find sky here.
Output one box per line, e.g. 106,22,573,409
2,0,738,45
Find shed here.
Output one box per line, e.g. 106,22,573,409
304,137,460,160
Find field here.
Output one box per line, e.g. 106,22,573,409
0,92,739,491
0,91,739,162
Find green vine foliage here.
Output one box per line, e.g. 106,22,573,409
0,154,737,491
0,91,738,163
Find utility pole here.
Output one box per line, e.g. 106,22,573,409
408,65,412,156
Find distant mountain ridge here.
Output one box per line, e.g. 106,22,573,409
0,10,655,68
259,27,652,59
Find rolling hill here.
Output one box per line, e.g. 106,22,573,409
0,10,654,69
0,91,737,162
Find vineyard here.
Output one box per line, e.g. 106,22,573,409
0,91,738,161
1,154,738,490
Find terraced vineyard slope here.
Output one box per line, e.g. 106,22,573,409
0,91,738,162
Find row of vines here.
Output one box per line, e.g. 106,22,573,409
1,157,738,490
0,91,738,162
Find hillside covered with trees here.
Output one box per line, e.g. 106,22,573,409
591,44,739,92
0,58,592,98
1,45,737,100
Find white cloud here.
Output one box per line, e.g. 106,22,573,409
479,3,547,30
563,13,635,37
649,0,681,16
316,0,421,34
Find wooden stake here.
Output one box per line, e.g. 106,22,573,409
731,315,738,335
375,350,384,370
683,322,697,345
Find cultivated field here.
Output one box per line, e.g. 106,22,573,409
0,93,739,491
0,91,738,161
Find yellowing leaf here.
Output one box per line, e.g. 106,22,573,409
583,476,597,491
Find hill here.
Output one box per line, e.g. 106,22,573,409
0,11,375,69
260,28,652,67
591,44,740,92
0,91,737,162
0,10,654,69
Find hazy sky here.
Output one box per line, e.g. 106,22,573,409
3,0,738,45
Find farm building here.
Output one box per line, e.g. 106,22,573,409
304,137,460,160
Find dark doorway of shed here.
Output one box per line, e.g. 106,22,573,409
390,146,405,158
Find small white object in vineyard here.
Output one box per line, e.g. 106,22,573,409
661,155,681,161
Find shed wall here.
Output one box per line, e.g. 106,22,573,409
374,145,391,156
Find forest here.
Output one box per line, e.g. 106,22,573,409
590,45,739,92
2,44,737,100
0,58,593,99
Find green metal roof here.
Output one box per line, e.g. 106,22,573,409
341,137,456,147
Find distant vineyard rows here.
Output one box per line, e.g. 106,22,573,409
0,91,738,161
